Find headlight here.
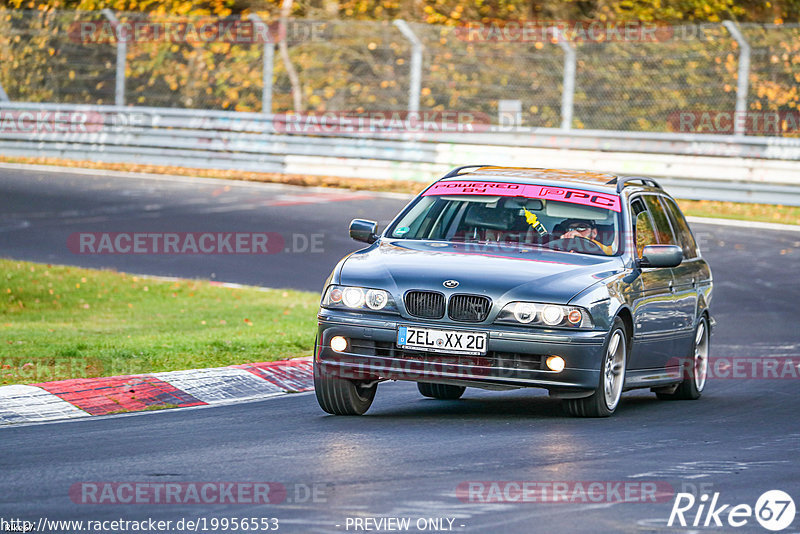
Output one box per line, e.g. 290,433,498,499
541,305,564,326
365,289,388,310
496,302,593,328
342,287,365,308
513,302,537,324
322,285,398,313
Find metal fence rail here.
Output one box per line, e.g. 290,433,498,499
1,11,799,137
1,102,799,205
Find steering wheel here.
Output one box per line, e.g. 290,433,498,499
546,236,604,254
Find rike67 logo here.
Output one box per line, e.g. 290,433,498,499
668,490,796,531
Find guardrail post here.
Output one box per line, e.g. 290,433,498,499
248,13,274,114
393,20,423,113
552,27,575,130
102,9,127,107
0,79,9,102
723,21,751,136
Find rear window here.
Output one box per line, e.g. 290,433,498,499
662,197,699,259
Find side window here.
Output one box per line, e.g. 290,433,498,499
662,197,698,259
642,195,677,246
631,198,657,258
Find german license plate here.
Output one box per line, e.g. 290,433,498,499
397,326,488,356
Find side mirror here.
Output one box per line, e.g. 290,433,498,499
349,219,379,244
640,245,683,268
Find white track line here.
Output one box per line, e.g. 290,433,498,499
0,162,414,200
4,162,797,227
686,216,800,232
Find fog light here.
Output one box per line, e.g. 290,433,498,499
330,336,348,353
546,355,565,372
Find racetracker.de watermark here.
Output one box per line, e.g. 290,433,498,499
668,111,800,135
457,481,674,503
273,111,491,134
68,19,329,44
454,20,676,43
1,356,103,383
0,111,152,134
321,354,800,384
669,356,800,380
67,232,325,255
69,482,330,505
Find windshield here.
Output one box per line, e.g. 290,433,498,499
388,181,623,256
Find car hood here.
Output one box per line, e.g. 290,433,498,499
339,240,624,304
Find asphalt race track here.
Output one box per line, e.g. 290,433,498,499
0,165,411,291
1,166,799,533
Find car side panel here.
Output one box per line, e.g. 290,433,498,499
628,267,679,370
670,257,706,357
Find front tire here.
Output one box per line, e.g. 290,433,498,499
417,382,466,400
313,358,377,415
563,317,628,417
656,316,709,401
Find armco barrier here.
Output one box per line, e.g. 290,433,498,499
1,102,799,205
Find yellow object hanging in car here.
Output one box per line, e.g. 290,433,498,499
524,208,548,236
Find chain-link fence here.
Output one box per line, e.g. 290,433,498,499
1,10,798,135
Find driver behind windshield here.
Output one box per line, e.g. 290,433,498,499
559,218,613,255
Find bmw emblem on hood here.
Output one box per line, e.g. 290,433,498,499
443,280,459,289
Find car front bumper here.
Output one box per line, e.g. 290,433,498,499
316,310,609,394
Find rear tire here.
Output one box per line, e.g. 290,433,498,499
656,316,709,401
563,317,628,417
313,358,377,415
417,382,466,400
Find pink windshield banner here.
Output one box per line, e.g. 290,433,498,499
422,182,621,212
423,181,527,197
534,186,621,212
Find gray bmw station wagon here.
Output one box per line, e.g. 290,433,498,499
314,166,713,417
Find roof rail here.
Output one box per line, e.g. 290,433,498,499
608,176,662,193
442,165,493,178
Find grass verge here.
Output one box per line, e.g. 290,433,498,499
2,155,798,226
0,259,318,386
